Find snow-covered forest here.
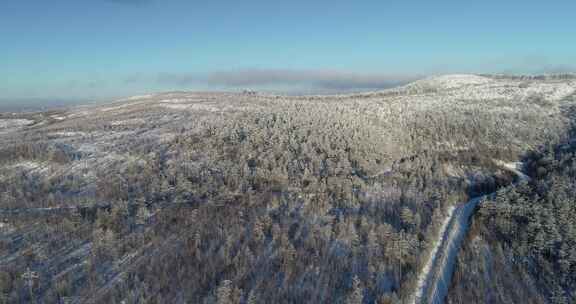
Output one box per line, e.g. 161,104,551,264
0,74,575,303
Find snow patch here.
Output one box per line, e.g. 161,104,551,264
11,161,51,174
117,94,155,102
158,98,192,104
495,160,531,182
100,101,148,112
162,104,192,110
51,131,87,137
0,119,33,129
161,103,220,112
410,74,494,90
521,83,575,101
0,222,14,233
110,118,145,126
77,143,99,154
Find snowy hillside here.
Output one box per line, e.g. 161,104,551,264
407,74,494,89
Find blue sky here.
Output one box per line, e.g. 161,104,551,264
1,0,575,102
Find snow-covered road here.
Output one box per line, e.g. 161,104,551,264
410,162,529,304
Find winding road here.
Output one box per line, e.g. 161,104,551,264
410,162,529,304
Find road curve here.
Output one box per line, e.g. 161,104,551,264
410,162,529,304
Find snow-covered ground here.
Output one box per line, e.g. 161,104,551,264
161,102,221,112
11,161,50,172
497,161,531,182
409,74,494,90
51,115,67,121
0,118,33,129
410,205,457,304
0,222,12,231
410,161,530,304
110,118,146,126
50,131,87,137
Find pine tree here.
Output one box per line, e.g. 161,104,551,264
136,206,151,225
347,276,363,304
400,207,414,228
246,290,258,304
216,280,232,304
253,218,265,243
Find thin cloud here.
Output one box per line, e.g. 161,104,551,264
512,56,575,74
156,69,420,91
156,73,202,86
537,64,575,74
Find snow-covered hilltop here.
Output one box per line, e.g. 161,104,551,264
408,74,495,90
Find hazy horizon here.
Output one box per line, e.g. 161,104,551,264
0,75,422,112
4,72,576,112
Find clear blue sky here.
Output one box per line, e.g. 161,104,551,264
1,0,575,101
